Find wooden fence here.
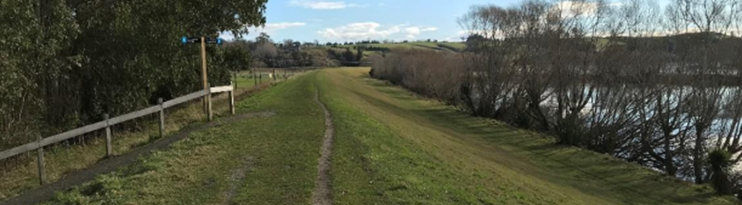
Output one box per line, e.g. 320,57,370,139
0,83,236,185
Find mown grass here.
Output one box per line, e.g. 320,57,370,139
232,69,295,89
44,71,324,204
1,101,209,201
320,68,738,204
0,78,274,201
233,75,258,90
27,67,740,204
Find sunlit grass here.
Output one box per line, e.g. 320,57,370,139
0,79,270,201
45,71,323,204
26,67,739,204
322,68,737,204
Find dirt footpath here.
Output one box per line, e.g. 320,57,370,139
311,88,335,205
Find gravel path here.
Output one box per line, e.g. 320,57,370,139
1,111,275,205
311,87,335,205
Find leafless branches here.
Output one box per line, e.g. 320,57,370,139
371,0,742,196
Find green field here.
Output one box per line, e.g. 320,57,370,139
43,68,737,204
232,73,267,89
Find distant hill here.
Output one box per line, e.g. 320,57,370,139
331,42,467,54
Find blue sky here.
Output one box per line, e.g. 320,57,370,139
223,0,670,43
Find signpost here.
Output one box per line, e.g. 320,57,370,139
182,36,223,118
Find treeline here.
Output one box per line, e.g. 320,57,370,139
371,0,742,197
0,0,267,149
247,33,367,68
355,46,391,53
247,33,366,68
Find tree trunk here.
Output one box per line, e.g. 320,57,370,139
664,134,676,176
694,129,705,184
712,167,733,195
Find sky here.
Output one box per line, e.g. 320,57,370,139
221,0,670,43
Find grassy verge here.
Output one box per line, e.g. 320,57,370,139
0,79,274,201
320,68,738,205
45,71,324,204
232,69,304,89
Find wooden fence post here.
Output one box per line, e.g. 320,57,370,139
207,83,213,121
229,81,235,115
104,113,112,157
37,135,44,185
158,98,165,139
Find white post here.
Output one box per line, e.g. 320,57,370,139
229,81,235,115
104,113,112,157
207,83,213,121
37,135,44,185
158,98,165,139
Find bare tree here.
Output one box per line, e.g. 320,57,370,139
372,0,742,196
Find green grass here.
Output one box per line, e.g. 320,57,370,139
232,69,301,89
47,72,324,204
407,42,465,51
0,72,277,201
38,67,739,204
0,91,243,201
233,75,262,90
319,68,737,204
232,74,256,89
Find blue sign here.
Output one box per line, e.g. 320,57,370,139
205,37,223,45
181,36,201,45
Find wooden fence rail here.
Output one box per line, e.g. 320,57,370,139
0,83,235,184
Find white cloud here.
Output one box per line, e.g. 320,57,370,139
289,0,365,10
318,23,443,41
551,1,601,17
231,22,306,40
609,2,623,7
318,22,403,41
405,27,438,39
262,22,307,31
248,22,307,35
220,32,236,41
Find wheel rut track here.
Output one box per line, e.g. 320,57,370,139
311,87,335,205
1,111,275,205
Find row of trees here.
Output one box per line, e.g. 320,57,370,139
371,0,742,196
246,33,366,68
249,33,317,68
0,0,267,150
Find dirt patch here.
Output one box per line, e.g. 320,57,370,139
1,111,275,205
222,156,254,205
311,88,335,205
